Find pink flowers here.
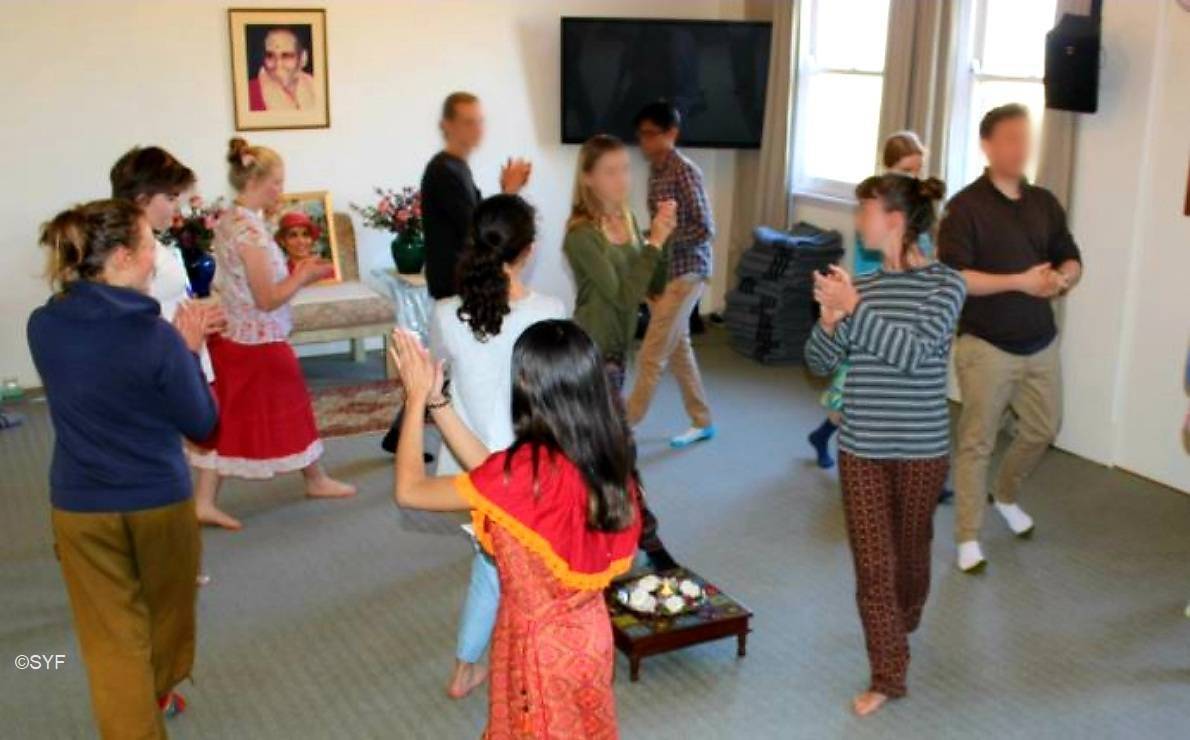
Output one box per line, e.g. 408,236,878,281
351,186,423,238
163,196,226,253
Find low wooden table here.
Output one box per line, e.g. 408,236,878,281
605,568,752,682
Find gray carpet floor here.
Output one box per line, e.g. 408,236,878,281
2,328,1188,739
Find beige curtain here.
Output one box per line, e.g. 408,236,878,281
1035,0,1092,207
877,0,958,178
727,0,797,278
751,0,798,228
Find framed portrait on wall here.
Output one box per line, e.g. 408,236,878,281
275,191,341,284
228,8,329,131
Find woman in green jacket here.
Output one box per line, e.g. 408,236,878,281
563,133,679,570
563,134,676,393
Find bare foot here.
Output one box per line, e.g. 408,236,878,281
446,661,489,699
305,476,357,499
197,504,242,531
852,691,889,717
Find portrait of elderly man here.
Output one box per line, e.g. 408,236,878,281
247,25,318,112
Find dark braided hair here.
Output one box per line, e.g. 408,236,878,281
854,174,946,264
456,194,536,341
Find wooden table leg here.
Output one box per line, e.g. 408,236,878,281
629,655,641,682
737,631,748,658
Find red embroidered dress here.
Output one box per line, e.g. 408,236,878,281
455,446,641,739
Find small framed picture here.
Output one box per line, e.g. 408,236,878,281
275,191,341,284
228,8,330,131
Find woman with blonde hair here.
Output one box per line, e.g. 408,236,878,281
189,137,354,529
563,133,680,572
563,133,675,393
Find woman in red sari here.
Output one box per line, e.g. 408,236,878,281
391,321,641,739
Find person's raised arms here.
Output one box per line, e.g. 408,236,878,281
391,330,471,511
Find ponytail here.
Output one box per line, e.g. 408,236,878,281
227,136,282,192
456,195,536,341
39,199,145,290
855,174,946,264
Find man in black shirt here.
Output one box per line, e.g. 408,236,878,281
421,91,531,299
938,104,1083,573
382,93,531,453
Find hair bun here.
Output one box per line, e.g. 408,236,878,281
478,226,507,251
918,176,946,201
227,137,250,165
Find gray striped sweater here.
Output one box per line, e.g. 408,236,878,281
805,262,966,459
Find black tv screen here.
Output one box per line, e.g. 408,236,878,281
561,18,772,149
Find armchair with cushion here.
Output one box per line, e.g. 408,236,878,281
290,213,395,376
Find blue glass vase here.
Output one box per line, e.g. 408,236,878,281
183,249,216,298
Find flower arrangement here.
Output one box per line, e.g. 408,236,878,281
161,195,225,253
351,187,423,238
615,574,706,617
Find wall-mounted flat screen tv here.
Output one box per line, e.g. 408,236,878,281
561,18,773,149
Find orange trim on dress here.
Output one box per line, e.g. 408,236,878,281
453,473,634,591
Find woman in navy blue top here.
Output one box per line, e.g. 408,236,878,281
27,198,217,738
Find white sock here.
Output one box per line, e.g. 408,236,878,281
957,541,985,571
995,502,1034,535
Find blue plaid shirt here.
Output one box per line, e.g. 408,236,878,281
647,149,715,281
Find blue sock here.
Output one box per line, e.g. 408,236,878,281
808,419,837,469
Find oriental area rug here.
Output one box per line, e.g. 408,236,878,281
310,380,402,439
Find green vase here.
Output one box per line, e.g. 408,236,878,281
391,231,426,275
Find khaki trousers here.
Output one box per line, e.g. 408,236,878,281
953,334,1062,543
52,498,201,740
626,274,712,428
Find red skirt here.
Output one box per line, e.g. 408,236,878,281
189,336,323,479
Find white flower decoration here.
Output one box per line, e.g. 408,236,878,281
678,580,701,599
637,575,661,592
663,595,686,614
628,588,657,613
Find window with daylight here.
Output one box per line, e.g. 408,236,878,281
791,0,892,201
948,0,1057,190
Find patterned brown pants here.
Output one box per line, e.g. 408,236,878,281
839,451,949,698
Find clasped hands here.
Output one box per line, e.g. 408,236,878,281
173,300,226,354
813,265,860,329
389,329,447,408
1018,263,1070,298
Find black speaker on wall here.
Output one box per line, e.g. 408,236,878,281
1044,7,1101,114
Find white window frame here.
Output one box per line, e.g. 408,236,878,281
945,0,1050,191
790,0,888,203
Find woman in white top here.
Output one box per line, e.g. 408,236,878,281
109,146,218,379
429,194,565,698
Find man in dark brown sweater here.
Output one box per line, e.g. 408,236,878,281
938,104,1083,573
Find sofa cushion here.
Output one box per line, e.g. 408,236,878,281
292,281,394,332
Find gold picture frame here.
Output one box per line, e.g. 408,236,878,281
228,8,330,131
276,191,341,285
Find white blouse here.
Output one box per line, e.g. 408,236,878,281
149,239,214,380
430,291,568,475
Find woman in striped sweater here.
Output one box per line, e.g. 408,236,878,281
805,173,966,716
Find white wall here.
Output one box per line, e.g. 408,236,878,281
0,0,745,386
1066,0,1190,492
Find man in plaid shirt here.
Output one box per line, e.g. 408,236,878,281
627,101,716,448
